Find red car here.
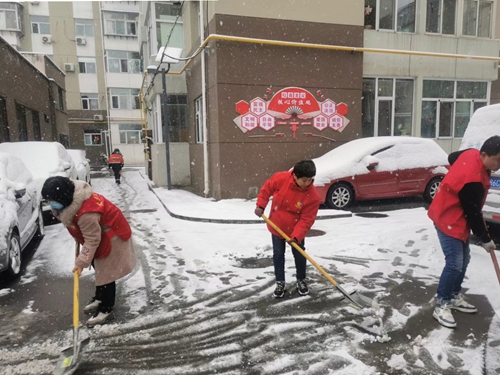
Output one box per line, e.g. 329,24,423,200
312,137,449,209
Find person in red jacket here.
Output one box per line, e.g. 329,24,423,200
254,160,320,298
41,176,136,326
428,135,500,328
108,148,124,184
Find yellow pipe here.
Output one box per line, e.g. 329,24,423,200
166,33,500,76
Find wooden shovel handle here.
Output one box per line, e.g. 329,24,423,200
490,248,500,285
74,242,80,328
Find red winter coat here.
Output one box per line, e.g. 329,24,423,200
256,171,320,242
428,149,490,242
109,153,124,165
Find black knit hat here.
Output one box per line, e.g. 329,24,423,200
41,176,75,208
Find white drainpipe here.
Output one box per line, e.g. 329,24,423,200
200,0,209,197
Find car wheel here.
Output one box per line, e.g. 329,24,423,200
326,183,354,209
424,176,443,202
35,205,45,239
6,231,22,278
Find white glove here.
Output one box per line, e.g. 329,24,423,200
482,240,496,252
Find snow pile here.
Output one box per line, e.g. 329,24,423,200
459,103,500,151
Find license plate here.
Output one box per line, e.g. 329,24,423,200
490,177,500,189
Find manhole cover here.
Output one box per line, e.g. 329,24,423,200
307,229,326,237
235,257,273,269
354,213,388,218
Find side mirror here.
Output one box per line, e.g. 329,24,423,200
367,161,379,171
15,188,26,199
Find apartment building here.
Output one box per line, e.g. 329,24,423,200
0,1,144,165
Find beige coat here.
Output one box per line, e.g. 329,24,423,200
54,180,137,286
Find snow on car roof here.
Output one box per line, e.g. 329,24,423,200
67,149,86,163
313,136,448,186
0,141,70,180
459,103,500,150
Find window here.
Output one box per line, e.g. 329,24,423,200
75,18,94,37
84,130,102,146
32,110,41,141
195,96,203,143
81,94,99,110
362,78,414,137
103,11,138,36
156,2,184,50
167,95,188,142
16,104,27,141
110,88,140,109
31,15,50,34
463,0,492,37
421,80,488,139
78,57,96,74
0,3,20,31
119,124,142,144
106,50,141,73
364,0,416,32
426,0,456,34
58,87,64,111
0,96,10,143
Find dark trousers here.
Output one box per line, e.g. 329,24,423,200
111,165,122,181
272,234,307,282
95,281,116,312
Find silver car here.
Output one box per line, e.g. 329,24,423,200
0,152,44,279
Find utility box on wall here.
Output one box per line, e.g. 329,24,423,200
151,142,191,187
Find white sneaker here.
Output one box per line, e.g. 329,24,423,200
83,299,101,314
87,311,112,327
433,304,456,328
451,294,477,313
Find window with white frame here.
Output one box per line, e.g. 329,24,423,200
195,96,203,144
362,78,414,137
31,15,50,34
156,2,184,50
426,0,456,34
119,124,142,144
75,18,94,37
78,57,96,74
421,80,488,139
84,130,102,146
364,0,416,32
81,94,99,110
110,88,140,110
106,50,141,73
103,11,138,36
0,3,20,31
463,0,492,37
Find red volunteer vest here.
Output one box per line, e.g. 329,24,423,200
428,149,490,242
67,193,132,258
109,153,124,164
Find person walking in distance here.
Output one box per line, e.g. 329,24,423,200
428,136,500,328
254,160,320,298
109,148,124,184
41,176,137,326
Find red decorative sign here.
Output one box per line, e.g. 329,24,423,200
234,87,349,139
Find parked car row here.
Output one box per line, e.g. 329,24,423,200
0,141,92,279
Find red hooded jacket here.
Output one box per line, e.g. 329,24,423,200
257,171,320,242
428,149,490,242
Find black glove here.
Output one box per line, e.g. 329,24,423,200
287,237,298,246
254,207,264,217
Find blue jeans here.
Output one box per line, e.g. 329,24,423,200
272,234,307,282
435,227,471,305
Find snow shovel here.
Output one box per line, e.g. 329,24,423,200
261,214,379,310
53,242,90,375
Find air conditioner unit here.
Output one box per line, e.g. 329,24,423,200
93,114,104,121
76,37,86,46
63,63,74,72
42,35,52,44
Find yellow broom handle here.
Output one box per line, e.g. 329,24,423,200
73,242,80,328
261,214,338,287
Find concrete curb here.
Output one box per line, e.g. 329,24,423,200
140,172,352,224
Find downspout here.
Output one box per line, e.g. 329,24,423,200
200,0,209,197
98,1,111,157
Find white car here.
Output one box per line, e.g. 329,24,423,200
0,152,43,279
459,103,500,225
0,142,77,225
67,149,91,184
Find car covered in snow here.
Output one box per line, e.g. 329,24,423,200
313,136,449,209
0,152,44,279
0,142,77,225
67,149,91,184
459,103,500,225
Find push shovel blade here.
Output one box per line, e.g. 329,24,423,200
336,284,380,310
53,337,90,375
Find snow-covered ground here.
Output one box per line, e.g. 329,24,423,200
1,169,500,374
